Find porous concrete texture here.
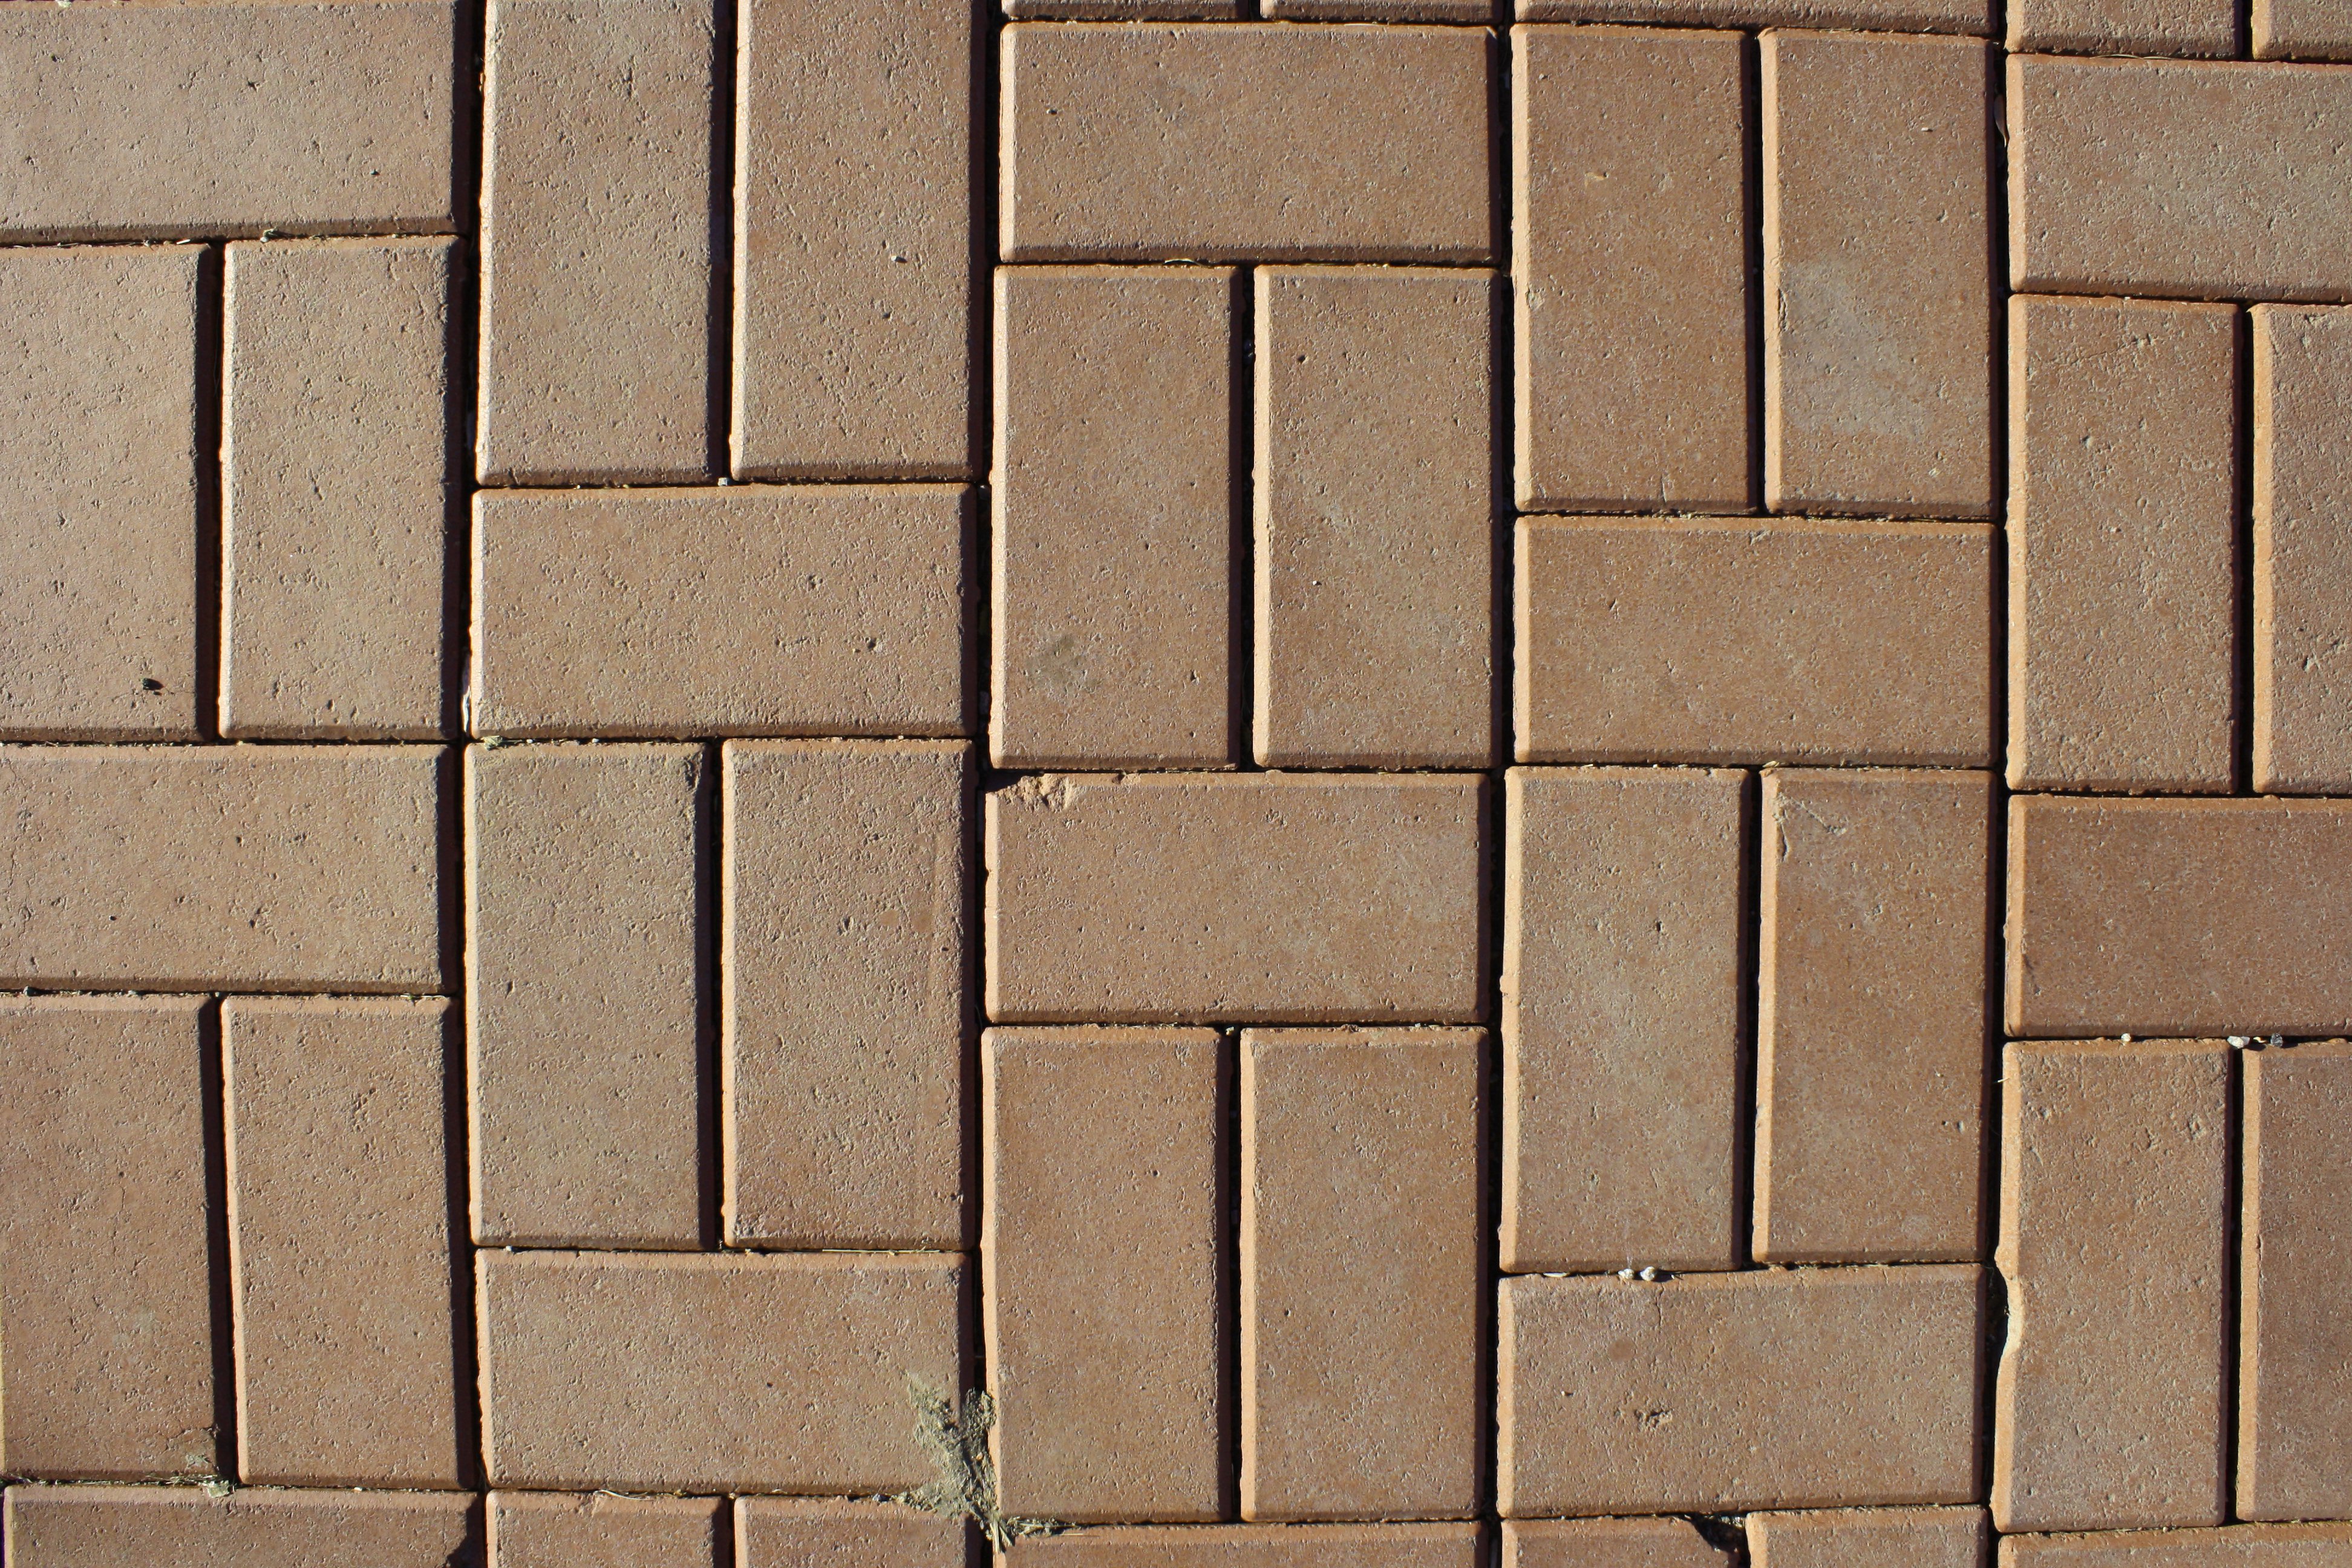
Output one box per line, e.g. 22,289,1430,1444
4,2,2350,1560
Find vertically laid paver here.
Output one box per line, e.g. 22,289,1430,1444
489,1493,723,1568
1516,517,1994,767
479,0,717,483
0,745,446,993
2008,295,2238,794
223,237,454,740
992,266,1237,769
1255,266,1495,768
1756,769,1993,1265
733,0,974,480
2006,797,2352,1037
2239,1040,2352,1522
1762,30,1994,519
1501,1266,1987,1515
985,1027,1227,1521
734,1499,968,1568
466,742,705,1249
1000,23,1492,262
1747,1508,1990,1568
223,997,463,1489
1,245,202,742
0,0,460,240
722,739,969,1250
476,1250,962,1493
986,773,1486,1024
1994,1039,2232,1532
1241,1028,1483,1520
1503,766,1748,1275
1514,24,1750,515
2253,304,2352,793
0,997,215,1481
1,1487,475,1568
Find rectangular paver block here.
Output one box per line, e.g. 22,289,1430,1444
1756,769,1991,1265
0,1,459,241
2253,304,2352,792
224,237,454,740
472,484,971,739
2008,295,2238,794
0,997,215,1481
1241,1028,1484,1520
1256,266,1495,768
2255,0,2352,54
0,745,445,993
986,773,1486,1024
733,0,973,481
1514,24,1749,515
1994,1040,2231,1532
722,740,969,1250
985,1027,1227,1521
1763,31,1994,519
466,742,705,1249
2006,796,2352,1037
1748,1508,1989,1568
2,1486,474,1568
479,0,717,483
2,244,202,742
2239,1040,2352,1521
1001,22,1492,263
1517,517,1993,767
993,266,1236,768
1999,1526,2352,1568
1008,1525,1485,1568
1518,0,1993,30
491,1492,722,1568
477,1250,961,1493
1503,766,1747,1275
2010,56,2352,301
1500,1266,1986,1515
223,997,463,1489
2010,0,2235,54
736,1498,967,1568
1506,1518,1734,1568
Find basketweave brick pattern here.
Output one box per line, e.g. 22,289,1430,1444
7,2,2352,1566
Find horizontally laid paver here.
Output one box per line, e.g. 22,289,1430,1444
1515,517,1993,767
1756,769,1992,1266
993,266,1237,769
0,0,459,241
1501,1266,1986,1515
471,484,970,738
466,742,704,1249
2010,56,2352,301
1994,1040,2231,1532
1518,0,1994,31
722,740,969,1250
2,244,203,742
2010,0,2236,56
733,0,973,482
2,1486,474,1568
2239,1041,2352,1522
1241,1028,1483,1520
1514,24,1750,515
1503,766,1748,1275
1999,1525,2352,1568
1748,1508,1990,1568
476,1249,961,1493
1255,266,1496,768
223,998,463,1490
223,237,454,740
985,772,1486,1024
985,1027,1227,1521
735,1498,967,1568
1506,1518,1733,1568
2253,304,2352,793
0,744,445,993
0,997,215,1481
1000,22,1492,263
1008,1525,1485,1568
2006,796,2352,1037
2008,295,2238,794
478,0,717,483
490,1492,723,1568
1763,31,1994,520
2255,0,2352,54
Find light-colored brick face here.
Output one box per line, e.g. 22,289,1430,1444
490,1492,724,1568
2253,304,2352,792
1,1486,475,1568
1998,1524,2352,1568
1748,1508,1990,1568
1009,1524,1486,1568
1506,1518,1735,1568
734,1498,969,1568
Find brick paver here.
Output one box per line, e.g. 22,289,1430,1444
1505,1518,1734,1568
734,1498,969,1568
489,1492,723,1568
1,1485,475,1568
2252,304,2352,792
1999,1526,2352,1567
1007,1525,1485,1568
1748,1508,1991,1568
